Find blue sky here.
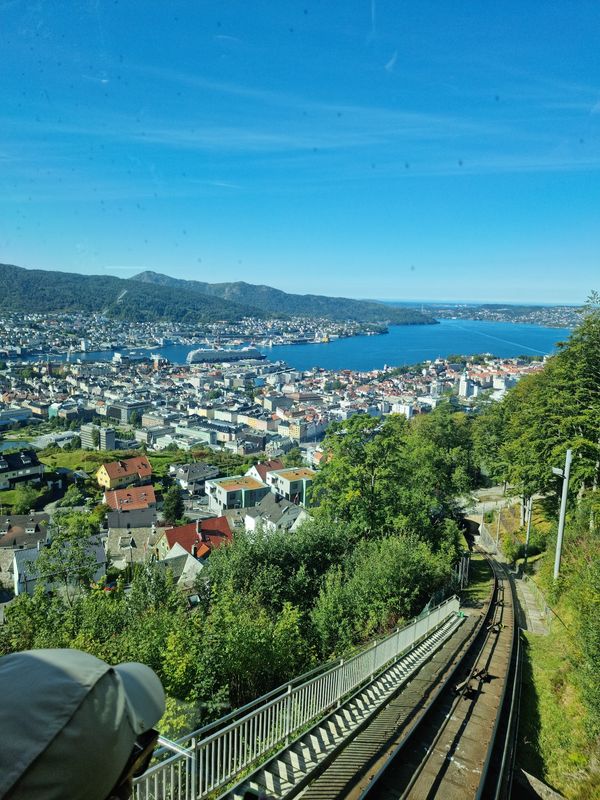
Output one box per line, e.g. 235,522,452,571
1,1,599,303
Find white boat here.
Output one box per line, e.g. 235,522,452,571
186,346,265,364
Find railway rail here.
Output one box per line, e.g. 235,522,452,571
321,555,519,800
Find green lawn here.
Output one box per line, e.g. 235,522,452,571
0,489,19,511
39,448,112,473
0,486,47,513
37,447,247,480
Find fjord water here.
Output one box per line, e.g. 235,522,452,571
263,319,569,371
49,319,569,371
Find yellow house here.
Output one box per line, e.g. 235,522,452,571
96,456,153,490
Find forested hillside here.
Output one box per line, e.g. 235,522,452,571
0,262,436,325
473,295,600,798
133,270,437,325
0,263,261,322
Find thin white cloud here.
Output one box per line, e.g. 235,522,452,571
214,34,241,44
368,0,376,42
385,50,397,73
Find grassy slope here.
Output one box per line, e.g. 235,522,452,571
36,447,247,479
474,504,599,798
518,591,600,799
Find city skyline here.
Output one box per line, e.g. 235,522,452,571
2,2,599,304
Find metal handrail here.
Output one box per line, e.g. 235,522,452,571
134,594,460,800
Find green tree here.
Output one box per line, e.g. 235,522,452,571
472,400,508,485
310,534,452,657
312,409,473,544
162,485,184,523
34,512,103,605
12,483,40,514
59,484,85,508
490,299,600,509
129,410,141,428
312,414,409,537
403,406,476,509
283,447,304,467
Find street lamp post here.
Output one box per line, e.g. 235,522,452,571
552,448,572,581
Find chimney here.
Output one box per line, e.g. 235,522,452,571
192,543,198,558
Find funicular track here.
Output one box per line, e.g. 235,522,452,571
337,556,519,800
227,557,518,800
134,557,519,800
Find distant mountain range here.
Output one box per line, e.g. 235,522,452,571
0,262,435,325
0,263,254,322
132,271,435,325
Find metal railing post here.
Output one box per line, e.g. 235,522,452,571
371,639,378,678
190,736,197,800
284,683,292,744
336,658,344,707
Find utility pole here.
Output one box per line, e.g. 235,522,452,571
552,449,572,581
523,496,533,570
495,503,502,548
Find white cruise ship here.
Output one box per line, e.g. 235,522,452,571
186,346,264,364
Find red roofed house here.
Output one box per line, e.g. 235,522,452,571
104,485,157,512
156,516,233,560
96,456,153,490
245,459,284,484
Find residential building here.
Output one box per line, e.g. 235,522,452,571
244,493,310,533
81,423,117,451
106,400,150,424
80,423,98,450
0,450,44,490
105,525,163,571
169,463,220,495
458,373,475,399
0,407,33,431
156,517,232,559
100,427,116,450
104,488,157,511
157,543,204,591
205,475,270,515
96,455,152,490
13,536,106,597
245,459,284,484
0,513,50,588
266,467,315,506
